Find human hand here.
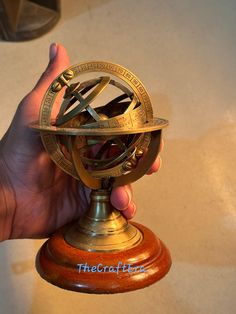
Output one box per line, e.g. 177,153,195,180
0,44,163,240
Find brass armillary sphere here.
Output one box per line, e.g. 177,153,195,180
31,61,171,293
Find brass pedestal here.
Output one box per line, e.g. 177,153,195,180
36,190,171,293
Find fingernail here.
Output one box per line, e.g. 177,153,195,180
49,43,58,61
147,155,162,175
111,186,132,211
124,187,132,207
119,188,131,211
126,202,136,220
131,202,136,217
120,189,131,210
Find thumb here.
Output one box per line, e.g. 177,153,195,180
2,44,70,156
15,43,70,127
33,43,70,96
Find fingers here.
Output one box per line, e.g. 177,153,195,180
146,155,162,175
122,202,136,220
146,138,164,175
110,185,132,210
110,185,136,220
3,44,70,156
17,43,70,125
22,44,69,123
111,138,164,219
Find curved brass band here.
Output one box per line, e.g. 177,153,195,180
70,61,153,121
81,101,144,129
113,130,161,187
70,136,101,190
56,78,138,128
32,117,168,135
69,131,160,189
78,134,147,178
79,134,143,170
56,76,111,125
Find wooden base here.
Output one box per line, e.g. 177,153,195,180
36,222,171,294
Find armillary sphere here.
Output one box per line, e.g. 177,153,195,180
31,61,171,294
31,61,168,189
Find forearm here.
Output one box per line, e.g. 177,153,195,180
0,157,16,241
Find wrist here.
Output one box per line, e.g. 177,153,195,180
0,157,16,241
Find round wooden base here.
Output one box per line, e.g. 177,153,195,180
36,222,171,294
